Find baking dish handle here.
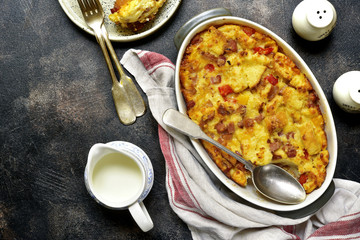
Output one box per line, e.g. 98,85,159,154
174,8,232,50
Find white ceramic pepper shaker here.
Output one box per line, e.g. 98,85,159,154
333,71,360,113
292,0,337,41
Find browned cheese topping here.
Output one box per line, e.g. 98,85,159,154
180,24,329,193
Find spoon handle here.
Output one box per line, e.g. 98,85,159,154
162,109,254,171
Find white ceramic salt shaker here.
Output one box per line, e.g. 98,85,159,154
292,0,337,41
333,71,360,113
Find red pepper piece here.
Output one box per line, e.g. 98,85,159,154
204,64,215,72
253,47,273,55
264,74,278,85
243,27,255,36
218,85,234,97
299,173,308,185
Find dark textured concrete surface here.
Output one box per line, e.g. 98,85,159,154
1,0,359,239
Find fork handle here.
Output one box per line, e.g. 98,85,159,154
93,28,136,125
101,25,146,117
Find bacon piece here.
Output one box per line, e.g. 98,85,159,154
255,114,264,123
210,75,222,84
227,122,235,134
269,139,282,152
217,55,226,66
272,154,282,160
303,149,309,159
201,52,218,62
224,39,238,52
244,118,255,128
215,122,227,133
236,105,247,117
267,85,279,101
201,110,215,123
201,52,227,67
259,102,265,113
283,143,297,158
217,104,229,115
186,100,195,109
215,121,235,139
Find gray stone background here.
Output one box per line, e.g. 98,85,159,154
1,0,359,239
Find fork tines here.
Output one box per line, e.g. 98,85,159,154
77,0,103,16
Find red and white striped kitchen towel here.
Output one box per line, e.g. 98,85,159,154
121,49,360,240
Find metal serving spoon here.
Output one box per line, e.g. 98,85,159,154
162,109,306,204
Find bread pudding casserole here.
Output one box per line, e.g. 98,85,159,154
179,24,329,194
109,0,167,31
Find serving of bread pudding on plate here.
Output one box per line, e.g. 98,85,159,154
179,24,329,194
109,0,167,31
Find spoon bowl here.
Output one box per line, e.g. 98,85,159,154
252,164,306,204
162,108,306,204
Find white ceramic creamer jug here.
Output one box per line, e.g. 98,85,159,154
292,0,337,41
84,141,154,232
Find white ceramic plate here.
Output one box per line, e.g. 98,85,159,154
175,16,338,212
59,0,181,42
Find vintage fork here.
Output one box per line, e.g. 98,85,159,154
77,0,145,124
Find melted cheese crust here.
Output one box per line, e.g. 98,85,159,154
109,0,166,30
180,25,329,194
